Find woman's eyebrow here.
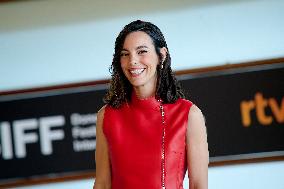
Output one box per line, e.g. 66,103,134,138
136,45,148,50
121,45,148,52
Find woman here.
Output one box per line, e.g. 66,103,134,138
94,20,208,189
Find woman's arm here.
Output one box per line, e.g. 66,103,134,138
186,104,209,189
93,106,111,189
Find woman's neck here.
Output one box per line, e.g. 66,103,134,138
133,84,156,99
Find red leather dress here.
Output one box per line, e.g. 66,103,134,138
103,93,193,189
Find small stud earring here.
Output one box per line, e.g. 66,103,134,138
161,61,164,69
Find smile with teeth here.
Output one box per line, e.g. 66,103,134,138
129,68,145,76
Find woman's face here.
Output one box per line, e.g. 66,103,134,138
120,31,161,91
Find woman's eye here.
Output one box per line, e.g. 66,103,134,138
120,52,129,57
138,50,147,55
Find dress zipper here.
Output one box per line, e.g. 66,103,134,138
159,100,166,189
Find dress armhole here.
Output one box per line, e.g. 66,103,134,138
185,99,194,124
98,105,108,138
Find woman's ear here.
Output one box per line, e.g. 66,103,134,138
160,47,168,62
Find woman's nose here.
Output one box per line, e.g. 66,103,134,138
129,54,138,65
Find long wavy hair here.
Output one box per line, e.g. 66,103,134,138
104,20,184,108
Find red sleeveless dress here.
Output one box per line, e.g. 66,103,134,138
103,93,193,189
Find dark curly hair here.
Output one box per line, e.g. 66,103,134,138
104,20,184,108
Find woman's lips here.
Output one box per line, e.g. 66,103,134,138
129,68,145,77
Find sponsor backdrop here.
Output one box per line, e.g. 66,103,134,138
179,63,284,161
0,62,283,184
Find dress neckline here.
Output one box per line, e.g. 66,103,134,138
131,91,160,110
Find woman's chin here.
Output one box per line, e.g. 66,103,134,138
130,81,145,88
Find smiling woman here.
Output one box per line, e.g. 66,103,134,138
93,20,209,189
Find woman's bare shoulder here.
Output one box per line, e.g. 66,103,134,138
187,104,207,134
98,105,107,116
188,104,204,119
96,105,108,127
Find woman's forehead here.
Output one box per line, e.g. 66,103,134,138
123,31,154,49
